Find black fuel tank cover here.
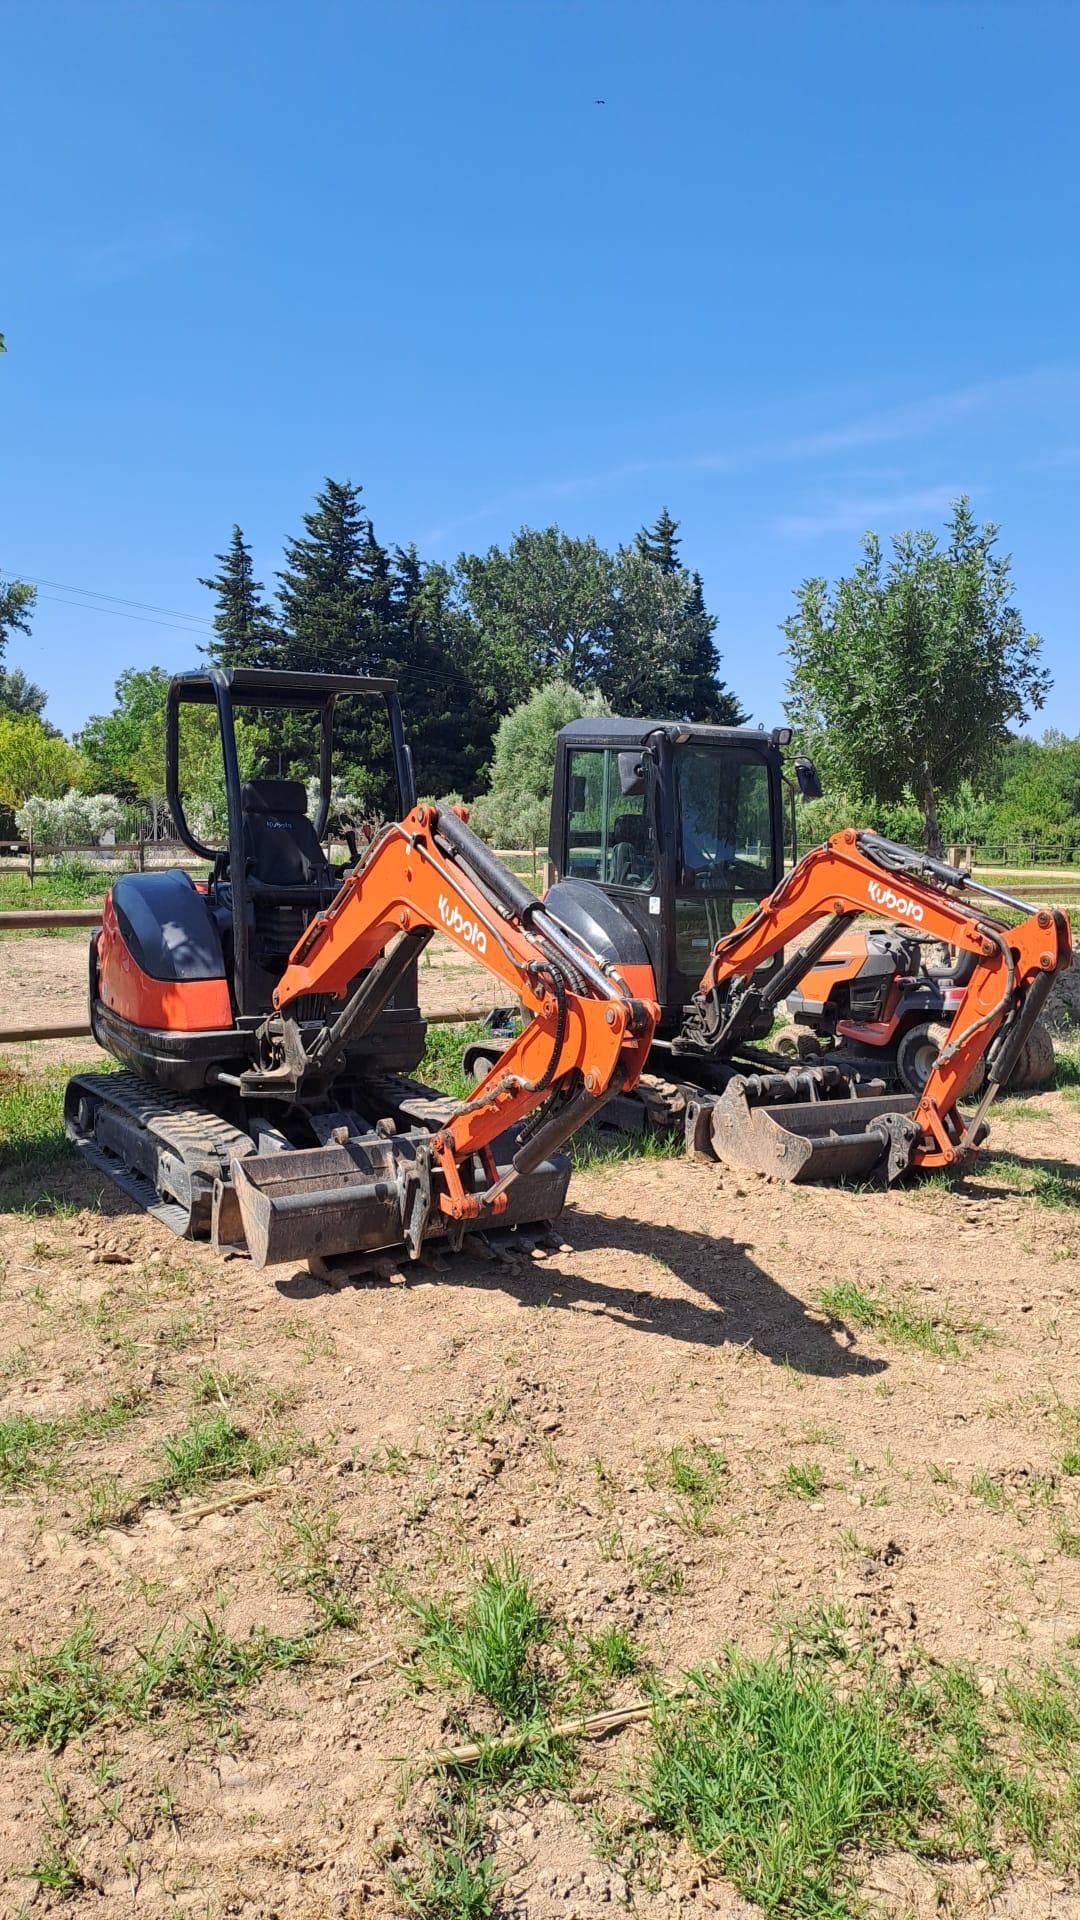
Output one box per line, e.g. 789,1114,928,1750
112,870,227,982
543,879,652,972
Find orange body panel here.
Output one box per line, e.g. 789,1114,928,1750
97,892,234,1033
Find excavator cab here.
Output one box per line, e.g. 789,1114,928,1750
89,668,425,1090
549,718,795,1038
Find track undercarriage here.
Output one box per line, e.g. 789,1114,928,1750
65,1068,572,1277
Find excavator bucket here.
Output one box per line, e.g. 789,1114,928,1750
224,1130,572,1271
685,1067,920,1185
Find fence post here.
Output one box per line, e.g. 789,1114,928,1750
138,827,146,872
28,823,34,888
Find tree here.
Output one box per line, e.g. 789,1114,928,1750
389,547,493,798
0,666,48,717
783,498,1051,855
605,547,746,723
0,712,83,809
455,528,615,708
454,521,744,726
199,526,280,668
275,479,400,804
469,680,609,848
78,666,172,797
0,575,36,665
277,478,375,674
635,505,682,573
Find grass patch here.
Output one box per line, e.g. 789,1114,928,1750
276,1503,361,1630
0,1612,313,1750
26,1838,86,1897
817,1280,992,1357
418,1023,492,1104
665,1440,728,1532
406,1555,549,1723
393,1784,502,1920
985,1155,1080,1209
641,1655,934,1917
0,1390,145,1494
569,1123,683,1169
631,1625,1079,1915
970,1472,1007,1512
151,1412,294,1501
0,866,112,915
783,1460,826,1500
416,1021,682,1166
0,1413,62,1490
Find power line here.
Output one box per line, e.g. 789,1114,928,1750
17,573,216,628
37,593,213,637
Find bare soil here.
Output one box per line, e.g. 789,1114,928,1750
0,1059,1077,1914
0,932,500,1066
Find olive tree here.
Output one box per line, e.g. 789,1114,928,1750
783,498,1050,855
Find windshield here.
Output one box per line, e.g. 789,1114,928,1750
676,745,774,893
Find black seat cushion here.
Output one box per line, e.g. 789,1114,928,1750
240,778,332,890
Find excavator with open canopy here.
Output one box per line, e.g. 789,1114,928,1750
467,716,1071,1185
65,670,659,1275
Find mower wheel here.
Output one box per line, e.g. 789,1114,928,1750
896,1021,987,1100
1003,1019,1055,1091
771,1024,824,1061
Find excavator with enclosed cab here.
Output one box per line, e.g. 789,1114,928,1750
467,716,1071,1184
65,669,659,1275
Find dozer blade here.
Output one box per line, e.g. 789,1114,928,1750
688,1069,920,1184
228,1130,571,1271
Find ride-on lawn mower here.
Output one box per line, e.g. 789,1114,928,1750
66,669,659,1274
467,716,1070,1183
780,929,1056,1096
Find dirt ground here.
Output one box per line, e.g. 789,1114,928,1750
0,1032,1077,1914
0,933,502,1068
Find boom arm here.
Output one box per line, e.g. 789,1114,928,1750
268,804,658,1227
693,829,1071,1170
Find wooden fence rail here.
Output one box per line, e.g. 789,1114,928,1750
0,908,496,1045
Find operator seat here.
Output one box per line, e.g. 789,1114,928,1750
239,778,334,896
609,812,654,888
229,779,338,1008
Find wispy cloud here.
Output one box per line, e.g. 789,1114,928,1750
74,220,195,286
783,365,1080,459
775,485,965,540
422,363,1078,548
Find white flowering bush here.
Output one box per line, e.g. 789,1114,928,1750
15,790,126,847
304,778,385,840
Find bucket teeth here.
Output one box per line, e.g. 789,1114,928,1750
700,1069,920,1184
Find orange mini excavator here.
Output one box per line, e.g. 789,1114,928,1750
66,670,658,1275
502,717,1072,1184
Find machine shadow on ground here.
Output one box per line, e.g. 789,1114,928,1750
276,1207,887,1380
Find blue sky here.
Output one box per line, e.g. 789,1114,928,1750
2,0,1078,739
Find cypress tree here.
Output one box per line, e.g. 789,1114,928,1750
276,479,370,675
390,546,492,797
679,569,747,724
635,506,682,574
199,526,280,668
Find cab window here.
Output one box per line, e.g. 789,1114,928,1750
565,748,656,891
677,746,774,894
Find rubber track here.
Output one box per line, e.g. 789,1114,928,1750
67,1072,253,1239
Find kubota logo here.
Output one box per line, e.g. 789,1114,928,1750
867,879,925,924
438,893,488,954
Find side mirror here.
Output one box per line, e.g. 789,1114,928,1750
568,774,587,813
794,757,822,800
617,750,646,798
